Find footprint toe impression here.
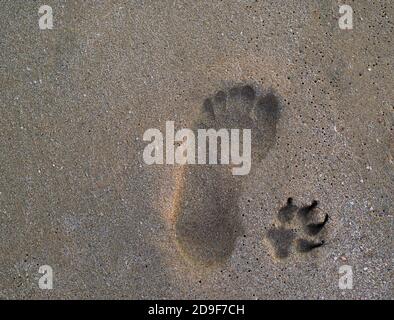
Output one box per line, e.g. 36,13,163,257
175,84,282,266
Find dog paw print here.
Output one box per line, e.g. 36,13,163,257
266,198,329,259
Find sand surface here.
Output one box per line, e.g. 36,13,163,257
0,1,392,299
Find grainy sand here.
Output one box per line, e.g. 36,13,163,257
0,0,392,299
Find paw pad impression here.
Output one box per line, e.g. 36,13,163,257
266,198,329,259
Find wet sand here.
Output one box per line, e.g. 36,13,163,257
0,1,392,299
